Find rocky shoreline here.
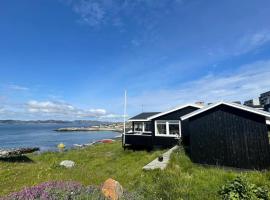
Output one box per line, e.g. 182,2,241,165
55,122,132,133
55,127,123,133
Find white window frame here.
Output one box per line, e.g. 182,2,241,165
133,122,152,133
155,120,181,137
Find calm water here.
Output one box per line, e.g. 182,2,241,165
0,123,121,151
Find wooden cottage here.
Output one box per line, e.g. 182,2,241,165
123,104,202,148
181,102,270,169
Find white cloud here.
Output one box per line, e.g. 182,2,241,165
127,60,270,112
24,100,123,120
27,100,76,114
0,97,122,120
88,108,106,115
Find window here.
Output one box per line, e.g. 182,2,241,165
155,120,181,137
169,124,179,135
144,122,151,132
134,122,143,132
133,122,152,132
157,123,166,135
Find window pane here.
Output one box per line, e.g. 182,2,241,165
169,124,179,135
157,124,166,135
134,122,143,131
144,122,151,132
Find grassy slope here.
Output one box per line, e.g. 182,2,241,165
1,142,270,200
0,142,164,196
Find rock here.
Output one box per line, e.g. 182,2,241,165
101,178,123,200
60,160,75,168
0,147,39,158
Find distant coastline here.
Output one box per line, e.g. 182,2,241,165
55,122,132,133
0,120,112,125
55,127,123,133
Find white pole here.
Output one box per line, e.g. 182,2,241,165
123,90,127,146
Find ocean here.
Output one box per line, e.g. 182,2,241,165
0,123,121,151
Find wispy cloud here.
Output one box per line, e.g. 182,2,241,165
127,59,270,113
61,0,182,27
234,30,270,55
73,0,105,26
7,84,29,91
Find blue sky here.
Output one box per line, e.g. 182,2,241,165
0,0,270,120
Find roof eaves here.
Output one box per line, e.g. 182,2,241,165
147,103,203,120
181,101,270,121
128,119,150,122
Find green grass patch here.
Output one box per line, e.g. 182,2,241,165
1,142,270,200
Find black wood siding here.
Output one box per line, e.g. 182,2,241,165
125,135,153,146
181,119,190,145
153,136,179,146
184,104,270,169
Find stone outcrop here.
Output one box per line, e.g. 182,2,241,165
101,178,123,200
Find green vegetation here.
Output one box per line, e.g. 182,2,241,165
218,176,269,200
1,142,270,200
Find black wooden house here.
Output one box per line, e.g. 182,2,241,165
123,104,202,148
181,102,270,169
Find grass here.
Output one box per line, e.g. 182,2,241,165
1,141,270,199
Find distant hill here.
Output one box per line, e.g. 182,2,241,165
0,120,114,125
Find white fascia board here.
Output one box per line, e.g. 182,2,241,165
128,119,150,122
181,101,270,121
147,104,203,120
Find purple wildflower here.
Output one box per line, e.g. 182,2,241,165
1,181,86,200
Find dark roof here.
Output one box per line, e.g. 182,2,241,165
129,112,160,120
181,101,270,121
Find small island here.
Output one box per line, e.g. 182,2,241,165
55,122,132,133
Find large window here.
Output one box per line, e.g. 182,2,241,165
155,120,180,137
133,122,152,132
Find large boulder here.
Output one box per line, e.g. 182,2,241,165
101,178,123,200
59,160,75,168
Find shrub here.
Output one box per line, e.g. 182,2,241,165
218,176,269,200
